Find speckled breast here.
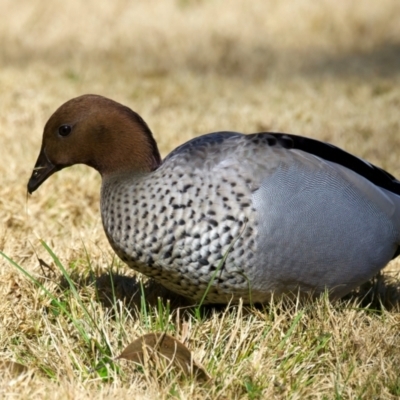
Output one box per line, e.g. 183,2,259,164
100,165,260,303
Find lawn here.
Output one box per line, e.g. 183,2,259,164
1,0,400,398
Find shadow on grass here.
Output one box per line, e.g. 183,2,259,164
1,39,400,81
300,42,400,79
91,270,400,315
94,273,194,312
341,271,400,311
184,40,400,80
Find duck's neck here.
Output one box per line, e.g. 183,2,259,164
89,112,162,177
100,168,154,193
94,142,162,177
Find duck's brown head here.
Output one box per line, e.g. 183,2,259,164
27,94,162,194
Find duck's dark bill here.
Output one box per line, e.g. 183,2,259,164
27,149,60,194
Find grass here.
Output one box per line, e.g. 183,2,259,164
1,0,400,398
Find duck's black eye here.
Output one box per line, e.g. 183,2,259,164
58,125,72,137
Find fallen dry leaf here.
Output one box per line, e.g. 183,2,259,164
117,332,210,381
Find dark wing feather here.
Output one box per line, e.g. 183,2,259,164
268,133,400,196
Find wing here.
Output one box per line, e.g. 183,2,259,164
269,133,400,196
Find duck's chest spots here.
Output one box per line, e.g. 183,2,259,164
101,171,258,301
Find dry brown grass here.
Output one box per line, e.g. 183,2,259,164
1,0,400,398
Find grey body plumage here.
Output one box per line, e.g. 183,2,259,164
100,132,400,303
